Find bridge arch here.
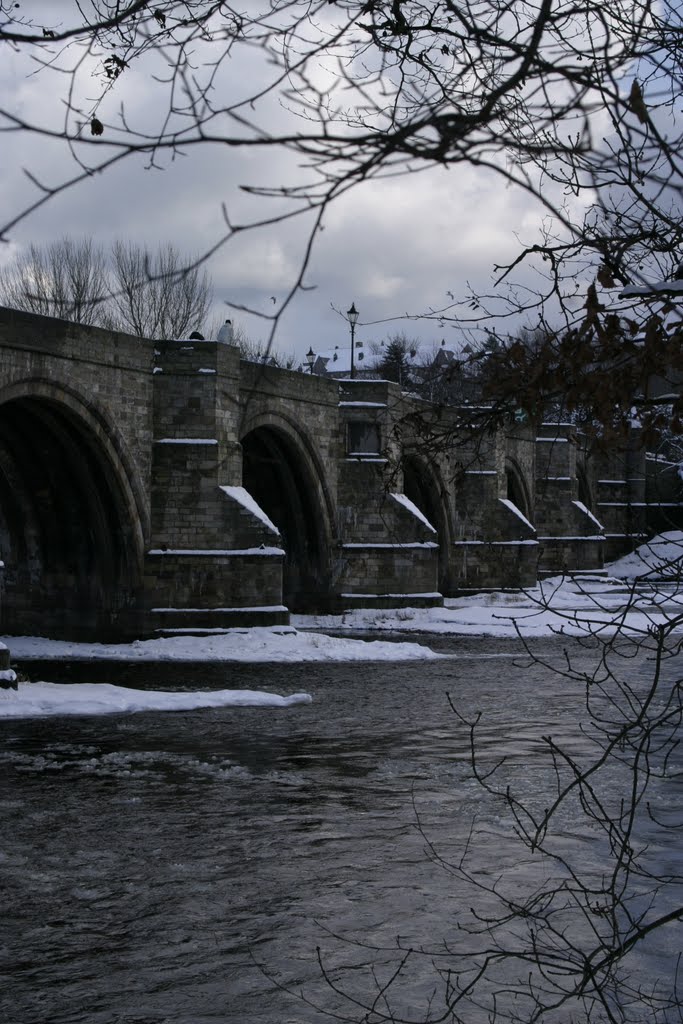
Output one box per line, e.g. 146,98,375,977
401,452,454,593
0,379,148,638
240,411,336,611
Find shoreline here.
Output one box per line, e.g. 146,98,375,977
9,633,589,688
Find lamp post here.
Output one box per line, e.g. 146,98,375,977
347,302,359,379
306,346,316,373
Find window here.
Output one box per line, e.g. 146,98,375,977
347,421,381,455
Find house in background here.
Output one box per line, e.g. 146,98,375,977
300,337,371,377
301,336,467,392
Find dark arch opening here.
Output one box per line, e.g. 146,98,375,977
402,454,452,593
241,426,330,611
577,463,593,509
0,397,141,638
506,459,532,521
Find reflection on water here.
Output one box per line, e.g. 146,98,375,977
1,637,680,1023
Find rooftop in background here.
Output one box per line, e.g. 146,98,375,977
299,337,460,380
299,338,370,377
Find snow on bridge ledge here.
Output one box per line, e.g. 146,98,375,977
572,500,604,532
499,498,536,533
147,547,285,556
454,540,538,546
155,438,218,445
220,486,280,534
341,591,442,599
391,493,437,533
338,401,387,408
151,605,288,614
342,541,439,550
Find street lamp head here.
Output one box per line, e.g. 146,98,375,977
306,346,315,365
346,303,359,379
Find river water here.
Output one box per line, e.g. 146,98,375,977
2,635,681,1024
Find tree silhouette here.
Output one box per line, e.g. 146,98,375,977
372,334,421,387
0,238,212,340
106,241,212,339
0,238,108,325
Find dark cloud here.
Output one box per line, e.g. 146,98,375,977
1,5,562,357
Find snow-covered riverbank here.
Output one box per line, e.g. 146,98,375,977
3,532,683,719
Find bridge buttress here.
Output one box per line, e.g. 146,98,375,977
143,339,288,632
452,427,539,593
533,424,605,577
333,380,442,609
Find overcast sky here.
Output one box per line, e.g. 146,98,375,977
1,2,576,361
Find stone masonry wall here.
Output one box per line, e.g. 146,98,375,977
333,380,441,606
0,306,154,519
452,425,538,590
535,424,605,575
145,340,287,630
0,307,155,637
593,431,647,563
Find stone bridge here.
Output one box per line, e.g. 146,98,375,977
0,306,658,639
